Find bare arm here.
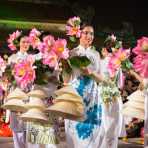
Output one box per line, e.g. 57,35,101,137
81,67,106,83
129,69,144,90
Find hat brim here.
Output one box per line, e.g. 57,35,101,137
122,107,144,119
54,93,83,104
124,101,144,110
7,88,28,100
28,89,48,99
127,90,144,102
54,85,80,97
46,101,84,121
20,109,48,123
2,104,27,112
20,116,48,123
47,110,84,121
2,99,27,112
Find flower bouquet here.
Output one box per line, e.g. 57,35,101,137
66,16,81,43
7,30,22,51
99,79,120,104
108,48,132,78
0,56,7,77
132,37,148,78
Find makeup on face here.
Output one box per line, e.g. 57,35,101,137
20,37,30,52
80,26,94,48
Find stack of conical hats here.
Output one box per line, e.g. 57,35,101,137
122,90,144,119
2,87,27,112
46,85,84,121
20,89,49,123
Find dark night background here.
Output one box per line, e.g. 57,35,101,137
0,0,148,53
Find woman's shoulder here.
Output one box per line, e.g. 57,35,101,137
70,46,81,57
90,48,100,59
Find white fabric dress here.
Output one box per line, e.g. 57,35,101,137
65,45,103,148
8,51,41,148
8,52,28,148
144,79,148,147
98,57,126,148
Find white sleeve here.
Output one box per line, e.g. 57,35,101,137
96,51,101,74
5,110,10,123
8,54,17,65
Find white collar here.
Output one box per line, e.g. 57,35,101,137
77,45,92,52
17,51,28,56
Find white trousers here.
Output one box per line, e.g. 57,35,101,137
13,131,26,148
100,99,126,148
144,90,148,147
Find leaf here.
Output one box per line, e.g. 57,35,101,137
69,36,76,42
69,56,91,68
34,60,54,85
61,59,72,73
121,59,132,70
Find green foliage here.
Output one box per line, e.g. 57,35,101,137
69,36,76,43
68,56,91,68
34,60,54,85
121,59,133,71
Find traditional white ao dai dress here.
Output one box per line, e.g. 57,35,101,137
98,56,126,148
65,45,102,148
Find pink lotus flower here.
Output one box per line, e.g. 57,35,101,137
29,28,41,49
8,43,17,51
133,54,148,78
67,16,81,27
29,28,41,37
7,30,22,43
38,35,55,53
7,30,22,51
0,56,6,76
13,59,36,89
66,16,81,38
133,37,148,78
42,51,58,69
108,57,119,77
133,37,148,54
53,39,69,59
66,25,81,38
111,34,116,41
114,48,130,61
108,48,131,77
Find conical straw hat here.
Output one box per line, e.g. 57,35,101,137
124,100,144,110
27,89,48,99
25,97,46,110
127,90,144,103
2,99,27,112
54,85,80,97
7,88,28,100
54,93,83,104
20,108,48,123
46,101,84,121
122,106,144,120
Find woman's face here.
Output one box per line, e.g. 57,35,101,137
101,48,109,58
80,26,94,48
20,37,30,52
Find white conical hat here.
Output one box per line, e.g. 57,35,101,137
122,106,144,120
54,93,83,104
25,97,46,110
27,89,48,99
127,90,144,103
7,88,28,100
123,100,144,110
20,108,48,123
54,85,80,97
2,99,27,112
46,101,84,121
